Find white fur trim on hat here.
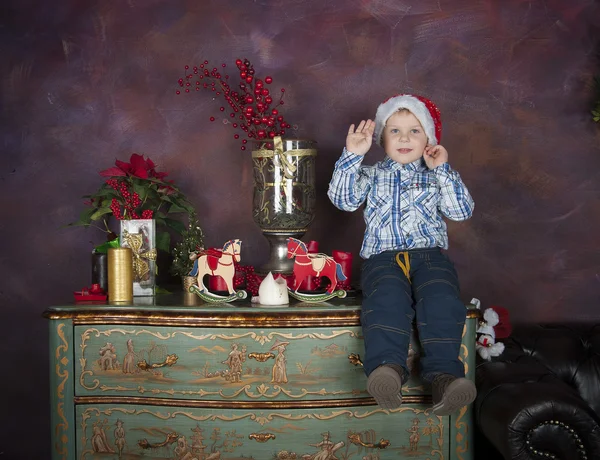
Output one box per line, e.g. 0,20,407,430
374,95,438,147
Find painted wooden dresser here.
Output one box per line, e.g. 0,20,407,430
45,294,478,460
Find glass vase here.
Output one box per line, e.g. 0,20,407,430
252,138,317,274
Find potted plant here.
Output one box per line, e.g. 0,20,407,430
170,211,205,290
71,153,194,252
70,153,195,294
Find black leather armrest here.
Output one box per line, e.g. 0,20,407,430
476,361,600,460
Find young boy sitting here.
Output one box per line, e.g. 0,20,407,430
327,94,476,415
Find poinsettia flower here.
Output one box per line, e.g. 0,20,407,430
99,153,169,180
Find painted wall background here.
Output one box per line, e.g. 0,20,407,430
1,0,599,457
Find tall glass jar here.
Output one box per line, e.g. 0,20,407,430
252,138,317,274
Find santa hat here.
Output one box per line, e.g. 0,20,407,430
488,305,512,339
374,94,442,146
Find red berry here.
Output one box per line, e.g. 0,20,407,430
265,76,273,84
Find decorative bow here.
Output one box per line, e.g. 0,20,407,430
122,230,157,281
273,136,297,179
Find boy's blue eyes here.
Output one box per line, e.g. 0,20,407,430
390,129,420,134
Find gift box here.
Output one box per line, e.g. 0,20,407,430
120,219,157,296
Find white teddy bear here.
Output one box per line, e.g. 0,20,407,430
476,308,506,360
472,298,510,361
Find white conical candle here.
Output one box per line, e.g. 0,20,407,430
257,272,289,306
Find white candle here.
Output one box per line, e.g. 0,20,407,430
257,272,289,306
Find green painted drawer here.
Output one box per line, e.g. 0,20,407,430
74,325,371,401
73,324,456,402
76,402,459,459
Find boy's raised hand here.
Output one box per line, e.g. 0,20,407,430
424,144,449,169
346,119,375,156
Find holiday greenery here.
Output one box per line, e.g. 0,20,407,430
170,212,205,278
71,153,194,252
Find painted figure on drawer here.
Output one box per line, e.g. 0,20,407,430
114,419,126,456
406,418,421,451
270,339,289,384
189,239,242,295
328,94,476,415
222,343,246,383
307,431,344,460
122,338,138,374
91,419,114,453
98,342,119,371
287,237,346,293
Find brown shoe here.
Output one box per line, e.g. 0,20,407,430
367,364,405,410
431,373,477,416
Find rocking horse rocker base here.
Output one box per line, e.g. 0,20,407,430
189,284,248,303
287,288,347,303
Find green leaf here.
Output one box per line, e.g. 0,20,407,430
132,181,148,201
78,207,96,223
93,237,120,253
90,207,113,221
167,203,189,214
163,217,186,234
156,231,171,252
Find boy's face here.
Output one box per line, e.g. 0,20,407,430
382,110,428,164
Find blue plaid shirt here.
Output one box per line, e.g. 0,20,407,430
328,148,474,259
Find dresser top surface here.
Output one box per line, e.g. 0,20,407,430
44,293,364,326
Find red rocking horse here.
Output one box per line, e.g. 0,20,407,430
287,238,347,293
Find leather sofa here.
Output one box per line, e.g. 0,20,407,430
474,324,600,460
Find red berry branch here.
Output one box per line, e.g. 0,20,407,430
177,58,294,150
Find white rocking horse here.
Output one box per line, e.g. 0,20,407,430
189,239,242,295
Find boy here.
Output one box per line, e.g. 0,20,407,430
327,94,476,415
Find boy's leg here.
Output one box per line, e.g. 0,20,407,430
361,251,413,409
410,249,476,415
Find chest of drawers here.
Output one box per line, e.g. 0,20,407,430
45,295,477,460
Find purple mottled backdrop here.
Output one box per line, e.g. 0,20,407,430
1,0,599,457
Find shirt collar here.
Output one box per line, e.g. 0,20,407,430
382,156,425,172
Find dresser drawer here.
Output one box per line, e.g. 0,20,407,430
74,324,449,402
76,402,455,459
74,324,371,401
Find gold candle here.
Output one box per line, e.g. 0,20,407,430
108,248,133,302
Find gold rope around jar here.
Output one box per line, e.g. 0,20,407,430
252,136,317,180
108,248,133,302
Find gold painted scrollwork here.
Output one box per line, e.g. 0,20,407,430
348,353,363,367
249,433,276,442
248,352,275,362
137,354,178,371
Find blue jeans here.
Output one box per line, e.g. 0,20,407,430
360,248,466,383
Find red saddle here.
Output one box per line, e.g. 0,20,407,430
198,248,223,272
